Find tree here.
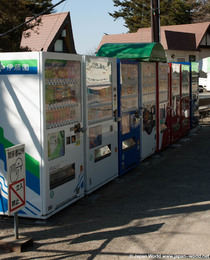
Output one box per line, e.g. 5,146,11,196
160,0,192,26
109,0,151,32
109,0,209,33
188,0,210,22
0,0,54,52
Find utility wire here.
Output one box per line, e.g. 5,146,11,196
0,0,67,37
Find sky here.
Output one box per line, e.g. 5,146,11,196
52,0,127,54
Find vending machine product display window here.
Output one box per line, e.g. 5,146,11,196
121,63,139,112
45,59,82,129
87,60,113,124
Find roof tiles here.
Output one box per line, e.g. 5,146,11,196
97,22,210,52
20,12,74,52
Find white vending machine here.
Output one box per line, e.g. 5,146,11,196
0,52,84,218
83,56,118,194
140,62,157,160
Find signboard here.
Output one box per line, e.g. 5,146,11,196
6,144,26,214
0,60,37,75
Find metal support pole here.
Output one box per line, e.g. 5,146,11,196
14,212,19,239
151,0,160,43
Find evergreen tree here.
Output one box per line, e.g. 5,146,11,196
160,0,192,26
109,0,209,33
0,0,54,52
109,0,151,32
188,0,210,22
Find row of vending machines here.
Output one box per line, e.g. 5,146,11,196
118,61,199,176
0,51,198,219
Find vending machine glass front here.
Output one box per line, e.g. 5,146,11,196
45,59,81,129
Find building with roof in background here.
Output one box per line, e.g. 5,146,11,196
20,12,76,54
97,22,210,62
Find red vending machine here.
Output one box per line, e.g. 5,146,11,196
170,63,181,143
180,63,190,136
157,62,170,151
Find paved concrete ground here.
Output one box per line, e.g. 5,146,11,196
1,122,210,260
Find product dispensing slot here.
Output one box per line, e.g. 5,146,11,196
94,144,111,162
50,163,75,190
122,137,136,151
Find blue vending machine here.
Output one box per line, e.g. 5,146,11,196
117,60,140,176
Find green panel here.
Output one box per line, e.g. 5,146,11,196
0,127,13,149
25,154,40,178
0,59,37,67
191,62,199,73
97,42,167,62
182,65,190,71
0,127,40,179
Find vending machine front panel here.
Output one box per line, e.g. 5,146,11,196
190,62,199,128
170,63,181,143
84,56,118,194
118,60,140,175
43,53,84,217
181,64,190,136
158,63,170,150
140,62,157,160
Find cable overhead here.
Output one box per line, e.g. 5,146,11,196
0,0,67,37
